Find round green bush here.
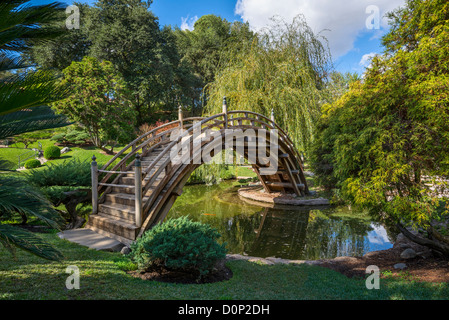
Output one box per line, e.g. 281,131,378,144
24,159,41,169
128,217,227,278
43,146,61,160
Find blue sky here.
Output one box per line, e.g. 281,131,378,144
31,0,407,75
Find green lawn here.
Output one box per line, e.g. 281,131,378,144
0,231,448,300
0,147,34,169
0,139,128,171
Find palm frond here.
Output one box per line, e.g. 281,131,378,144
0,224,63,261
0,52,30,72
0,105,70,139
0,68,69,115
0,1,66,53
0,175,66,230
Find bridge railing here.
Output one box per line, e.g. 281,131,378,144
90,114,207,218
226,110,307,192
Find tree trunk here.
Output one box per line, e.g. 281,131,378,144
396,223,449,258
61,189,92,230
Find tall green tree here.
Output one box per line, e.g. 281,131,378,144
86,0,184,123
205,15,332,153
53,56,136,153
27,2,91,71
310,0,449,257
174,15,255,113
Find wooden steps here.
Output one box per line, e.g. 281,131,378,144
87,146,169,242
87,214,139,240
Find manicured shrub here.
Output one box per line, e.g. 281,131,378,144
43,146,61,160
51,128,90,145
26,158,91,188
24,159,41,169
128,217,227,278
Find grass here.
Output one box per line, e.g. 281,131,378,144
0,231,448,300
0,139,128,172
0,147,34,169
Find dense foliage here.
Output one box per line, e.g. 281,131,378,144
174,15,255,108
205,15,332,153
26,158,93,229
51,126,90,145
0,0,70,261
52,57,136,152
310,0,449,256
129,217,227,278
27,158,91,189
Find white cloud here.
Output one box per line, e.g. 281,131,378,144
180,15,199,31
359,52,377,68
235,0,406,58
367,224,391,245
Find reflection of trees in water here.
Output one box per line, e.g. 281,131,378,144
302,216,373,260
248,208,310,259
226,208,376,260
169,182,385,260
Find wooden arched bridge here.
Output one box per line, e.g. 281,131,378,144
87,101,309,245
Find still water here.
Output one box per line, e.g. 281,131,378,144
168,181,394,260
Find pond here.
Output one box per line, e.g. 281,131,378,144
168,181,395,261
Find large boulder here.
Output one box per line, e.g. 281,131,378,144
61,147,71,154
400,248,417,259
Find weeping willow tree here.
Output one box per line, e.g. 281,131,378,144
204,15,332,154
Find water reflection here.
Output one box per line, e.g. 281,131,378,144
168,181,394,260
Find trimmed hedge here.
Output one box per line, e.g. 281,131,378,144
24,159,41,169
43,146,61,160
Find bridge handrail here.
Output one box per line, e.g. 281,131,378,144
226,111,307,193
226,111,306,185
227,111,302,160
97,117,206,196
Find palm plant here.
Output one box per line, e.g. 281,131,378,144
0,0,69,119
0,0,71,260
0,175,64,260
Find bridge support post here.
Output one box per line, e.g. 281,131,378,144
178,105,184,132
91,156,98,214
223,96,228,129
134,154,143,228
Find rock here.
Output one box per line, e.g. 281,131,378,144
394,263,407,270
61,147,71,154
288,260,307,265
248,258,275,265
120,246,131,255
266,257,290,264
398,243,411,250
400,248,417,259
303,260,324,266
363,251,380,258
